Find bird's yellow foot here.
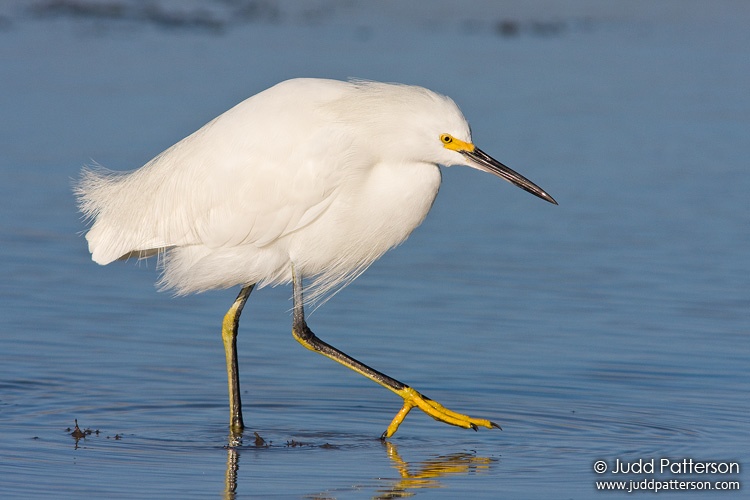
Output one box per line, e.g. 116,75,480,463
381,386,500,439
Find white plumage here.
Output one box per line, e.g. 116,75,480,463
76,77,557,437
78,78,556,304
77,79,476,302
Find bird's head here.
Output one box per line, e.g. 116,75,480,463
437,131,558,205
340,80,557,205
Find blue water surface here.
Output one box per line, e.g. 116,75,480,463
1,1,748,498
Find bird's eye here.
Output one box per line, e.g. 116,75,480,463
440,134,453,144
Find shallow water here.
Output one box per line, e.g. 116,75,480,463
1,1,748,498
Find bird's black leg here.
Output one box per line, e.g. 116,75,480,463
290,267,499,438
222,284,254,434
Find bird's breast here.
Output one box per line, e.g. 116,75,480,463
287,161,441,292
358,161,442,241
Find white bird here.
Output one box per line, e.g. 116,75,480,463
76,78,557,439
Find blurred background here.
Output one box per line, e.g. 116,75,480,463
1,1,748,498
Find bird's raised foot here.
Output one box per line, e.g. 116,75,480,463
381,386,501,439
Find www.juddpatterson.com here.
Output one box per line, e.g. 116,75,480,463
593,459,741,493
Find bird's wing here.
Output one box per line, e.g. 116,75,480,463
79,79,363,265
187,159,344,251
79,114,357,264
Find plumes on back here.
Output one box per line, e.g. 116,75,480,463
76,78,470,304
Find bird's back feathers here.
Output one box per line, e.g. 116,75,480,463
76,78,463,302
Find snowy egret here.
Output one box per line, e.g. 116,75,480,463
77,78,557,439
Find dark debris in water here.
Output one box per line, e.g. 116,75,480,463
238,431,338,450
282,438,338,449
67,419,120,447
68,418,93,439
253,431,268,447
285,439,311,448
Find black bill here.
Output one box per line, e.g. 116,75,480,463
464,147,558,205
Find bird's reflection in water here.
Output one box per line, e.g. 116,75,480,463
222,430,495,499
224,430,244,500
375,441,495,498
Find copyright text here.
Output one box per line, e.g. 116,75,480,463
593,458,741,493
